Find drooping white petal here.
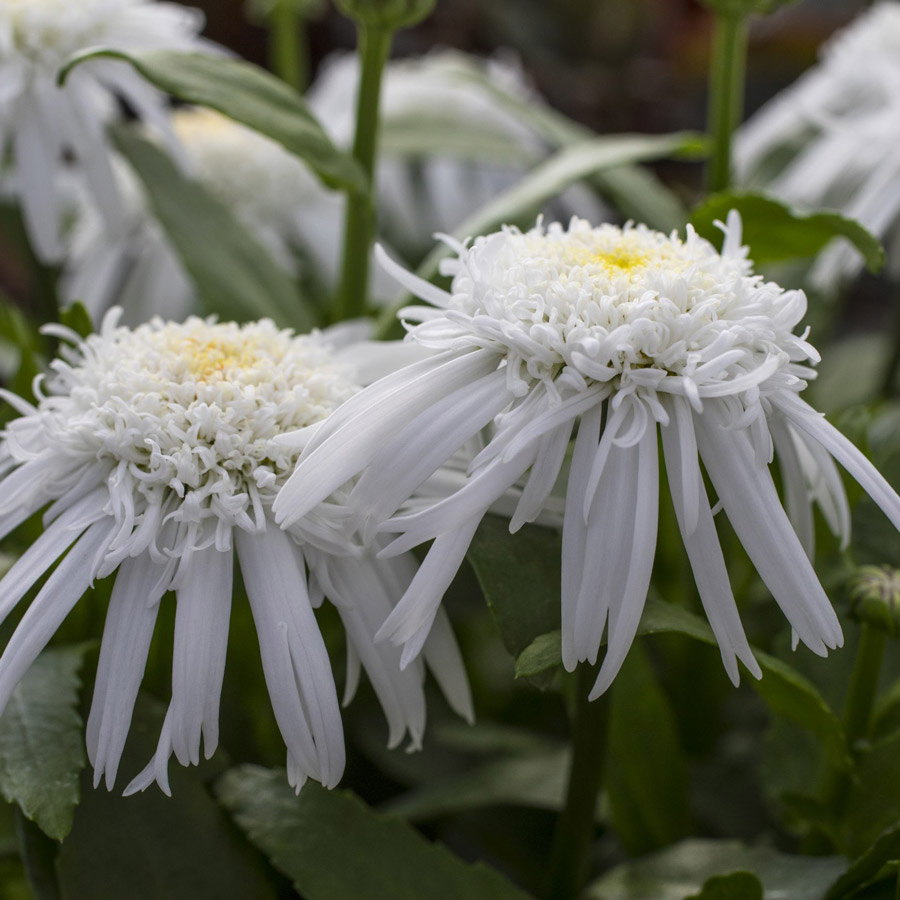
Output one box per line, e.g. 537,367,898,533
770,415,815,559
590,423,660,698
236,526,345,789
170,543,233,767
695,409,843,654
661,398,760,684
87,552,170,790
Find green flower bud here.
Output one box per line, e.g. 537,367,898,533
848,566,900,638
333,0,436,29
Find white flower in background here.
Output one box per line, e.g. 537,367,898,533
0,313,471,794
305,49,606,265
735,1,900,285
0,0,206,263
62,107,334,324
275,214,900,698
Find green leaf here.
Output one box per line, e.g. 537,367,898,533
60,50,364,194
842,729,900,856
379,112,537,164
56,697,277,900
0,646,89,842
417,132,705,282
687,872,763,900
824,824,900,900
217,765,535,900
382,748,570,822
515,598,848,765
587,838,846,900
607,642,691,854
112,127,315,330
466,516,560,659
57,302,94,340
691,192,885,273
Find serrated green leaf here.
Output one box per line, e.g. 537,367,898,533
587,838,846,900
56,696,276,900
382,748,570,822
691,192,884,273
607,642,691,854
515,598,848,766
416,132,704,282
60,50,364,194
217,765,535,900
687,872,763,900
112,127,315,330
0,646,89,842
467,515,560,660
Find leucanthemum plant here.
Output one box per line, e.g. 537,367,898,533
0,0,207,263
0,311,471,794
275,213,900,697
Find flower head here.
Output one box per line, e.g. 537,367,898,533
275,214,900,696
0,0,206,262
0,312,471,794
735,2,900,284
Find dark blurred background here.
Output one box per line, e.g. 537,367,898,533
201,0,870,136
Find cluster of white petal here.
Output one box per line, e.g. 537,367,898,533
736,1,900,284
276,214,900,698
0,0,206,262
0,314,472,796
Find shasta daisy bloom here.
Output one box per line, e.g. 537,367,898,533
735,1,900,285
62,107,338,324
0,312,471,795
0,0,206,263
275,214,900,697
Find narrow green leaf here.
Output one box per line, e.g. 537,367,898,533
416,132,705,282
824,824,900,900
467,515,560,659
686,872,763,900
60,50,365,194
113,127,314,330
217,765,535,900
56,697,277,900
515,598,848,766
691,192,885,273
382,748,570,822
697,0,800,14
587,838,846,900
0,646,89,842
607,642,691,854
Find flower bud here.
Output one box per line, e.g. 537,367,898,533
848,566,900,637
333,0,436,29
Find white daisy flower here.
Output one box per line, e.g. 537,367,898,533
735,1,900,285
62,107,332,324
0,0,206,263
0,312,471,795
274,214,900,697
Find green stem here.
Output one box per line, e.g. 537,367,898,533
334,23,393,322
705,11,749,194
543,665,609,900
843,624,887,751
268,0,308,91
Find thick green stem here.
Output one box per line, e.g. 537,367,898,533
334,23,393,322
705,12,749,194
543,665,609,900
880,283,900,398
269,0,308,91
